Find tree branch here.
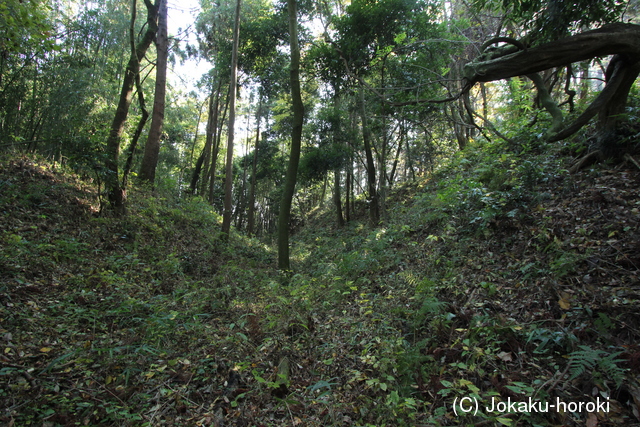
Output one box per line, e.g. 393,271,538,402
326,36,469,107
464,23,640,85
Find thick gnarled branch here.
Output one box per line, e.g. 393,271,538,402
464,23,640,143
463,24,640,85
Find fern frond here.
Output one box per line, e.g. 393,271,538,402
568,345,628,388
569,345,601,381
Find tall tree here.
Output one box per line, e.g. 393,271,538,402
277,0,304,270
221,0,242,236
104,0,158,213
139,0,168,184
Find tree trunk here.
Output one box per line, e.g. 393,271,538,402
222,0,240,235
596,56,640,154
105,0,158,213
183,98,206,189
527,72,564,137
190,149,206,194
247,99,262,237
318,173,328,208
139,0,168,184
387,120,404,187
277,0,304,270
192,92,215,194
208,88,229,203
334,170,344,227
464,24,640,85
378,60,388,221
332,91,344,227
122,40,149,189
345,165,351,222
236,115,252,230
358,87,379,225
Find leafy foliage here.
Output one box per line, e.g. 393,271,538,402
0,0,56,54
473,0,628,43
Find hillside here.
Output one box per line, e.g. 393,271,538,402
1,144,640,426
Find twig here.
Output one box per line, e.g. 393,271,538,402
624,153,640,170
606,241,639,271
532,363,571,400
0,362,39,388
468,108,514,145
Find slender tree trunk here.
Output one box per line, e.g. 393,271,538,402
345,166,351,222
318,174,328,208
334,170,344,227
221,0,241,236
378,60,389,220
388,120,404,186
331,89,345,226
122,71,149,188
277,0,304,270
190,149,206,194
139,0,168,184
358,87,379,225
193,92,215,194
480,82,488,118
247,99,262,236
579,62,590,102
405,129,415,181
209,89,229,203
189,99,206,165
183,98,206,188
105,0,158,213
236,114,252,230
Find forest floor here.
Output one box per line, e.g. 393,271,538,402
1,140,640,427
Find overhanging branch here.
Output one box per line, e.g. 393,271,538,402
463,23,640,142
463,23,640,85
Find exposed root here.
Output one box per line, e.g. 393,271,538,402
569,150,603,173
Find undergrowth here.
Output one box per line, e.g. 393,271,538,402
2,143,640,426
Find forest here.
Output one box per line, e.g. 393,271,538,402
1,0,640,425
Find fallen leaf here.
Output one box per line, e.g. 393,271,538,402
497,351,513,362
559,292,571,310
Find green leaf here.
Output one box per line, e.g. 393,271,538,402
252,369,267,384
308,380,335,392
394,32,407,44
